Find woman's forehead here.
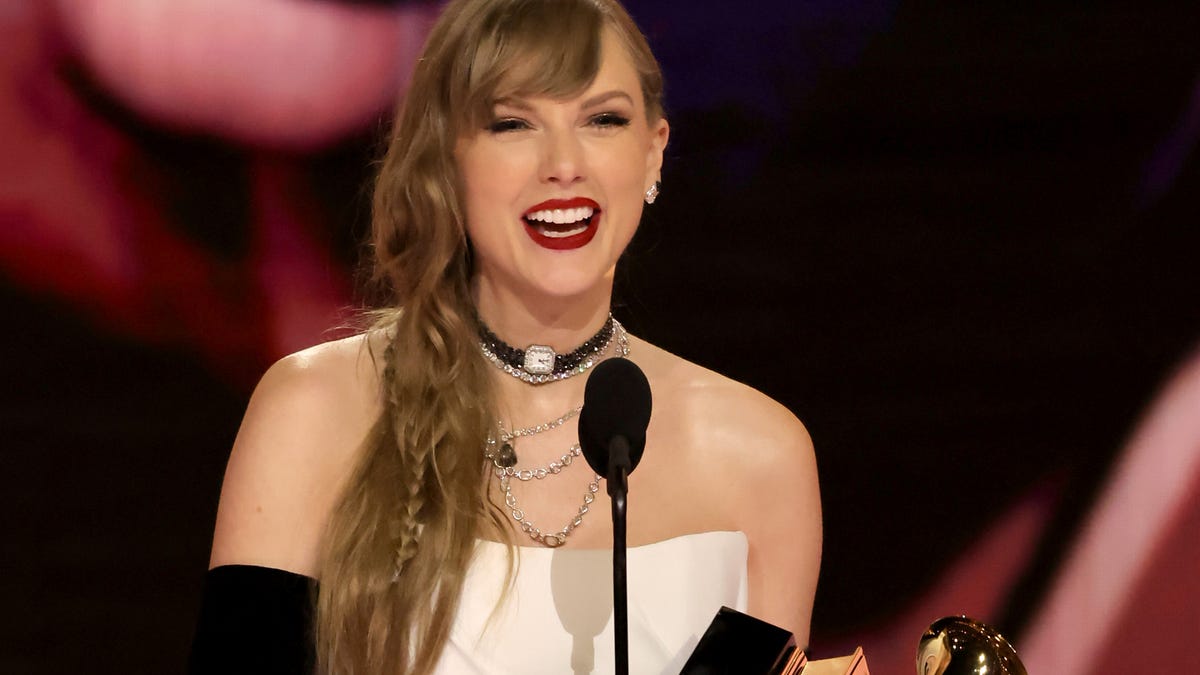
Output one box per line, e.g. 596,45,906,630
492,28,643,109
589,29,643,99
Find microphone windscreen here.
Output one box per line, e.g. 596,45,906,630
579,358,652,476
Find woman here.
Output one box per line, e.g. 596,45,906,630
192,0,821,673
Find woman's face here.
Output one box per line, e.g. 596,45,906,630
455,27,669,304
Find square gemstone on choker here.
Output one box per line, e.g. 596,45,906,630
522,345,556,375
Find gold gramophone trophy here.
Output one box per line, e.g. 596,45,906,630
680,611,1028,674
917,616,1028,675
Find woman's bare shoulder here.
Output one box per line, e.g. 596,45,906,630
634,336,814,467
634,337,821,639
207,333,384,576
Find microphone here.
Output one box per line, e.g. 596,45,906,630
577,357,652,675
578,357,652,487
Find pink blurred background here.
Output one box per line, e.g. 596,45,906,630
4,1,1198,672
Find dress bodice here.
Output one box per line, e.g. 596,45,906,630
438,531,749,675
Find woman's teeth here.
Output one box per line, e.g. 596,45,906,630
524,206,595,238
537,222,589,238
525,206,594,224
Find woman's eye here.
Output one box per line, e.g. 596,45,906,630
590,112,631,128
488,118,530,133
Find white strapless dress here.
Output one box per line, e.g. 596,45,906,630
436,531,749,674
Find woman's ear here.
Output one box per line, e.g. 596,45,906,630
646,117,670,179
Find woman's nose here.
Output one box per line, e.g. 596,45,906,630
538,129,586,185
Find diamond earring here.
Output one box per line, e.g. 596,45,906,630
644,181,661,205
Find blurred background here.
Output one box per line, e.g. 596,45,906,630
4,0,1199,672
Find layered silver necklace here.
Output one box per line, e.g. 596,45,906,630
480,318,630,546
485,406,603,548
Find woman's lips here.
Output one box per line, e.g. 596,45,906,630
522,197,601,251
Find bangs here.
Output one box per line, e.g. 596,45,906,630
450,0,604,131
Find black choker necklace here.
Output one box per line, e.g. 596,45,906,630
477,314,623,384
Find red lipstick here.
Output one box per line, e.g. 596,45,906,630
522,197,601,251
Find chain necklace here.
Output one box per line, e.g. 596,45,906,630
481,337,631,547
500,405,582,441
500,471,601,548
484,434,600,548
486,438,583,480
479,316,629,385
490,406,582,469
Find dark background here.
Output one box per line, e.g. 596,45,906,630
5,1,1199,672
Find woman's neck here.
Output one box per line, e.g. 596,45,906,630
472,277,615,420
472,279,613,353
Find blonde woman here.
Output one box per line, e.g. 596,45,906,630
191,1,821,673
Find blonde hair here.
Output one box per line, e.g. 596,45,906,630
316,1,664,673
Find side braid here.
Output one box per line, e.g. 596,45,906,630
381,337,429,575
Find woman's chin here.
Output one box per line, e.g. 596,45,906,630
474,251,618,306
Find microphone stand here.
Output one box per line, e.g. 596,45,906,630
607,436,632,675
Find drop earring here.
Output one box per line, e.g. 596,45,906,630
644,181,661,205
